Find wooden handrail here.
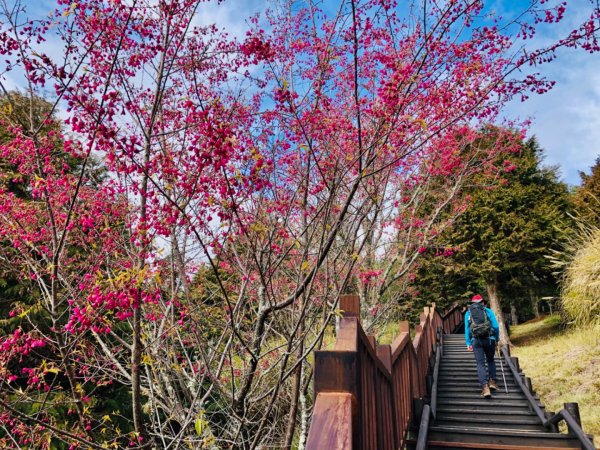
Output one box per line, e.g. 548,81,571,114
546,409,595,450
500,346,595,450
306,296,461,450
415,328,443,450
305,393,354,450
415,404,431,450
430,340,442,418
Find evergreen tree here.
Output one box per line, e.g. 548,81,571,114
573,157,600,227
0,92,59,325
412,135,572,344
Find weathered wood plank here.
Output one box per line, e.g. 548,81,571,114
306,393,353,450
340,294,360,317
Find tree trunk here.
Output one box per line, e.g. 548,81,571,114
530,288,540,318
485,274,510,347
283,331,305,449
510,303,518,326
132,301,144,436
297,372,309,450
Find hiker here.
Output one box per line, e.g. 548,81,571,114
465,294,500,398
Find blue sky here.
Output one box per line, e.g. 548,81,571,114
4,0,598,185
196,0,600,186
506,47,600,185
493,0,600,185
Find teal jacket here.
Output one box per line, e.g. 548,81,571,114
465,306,500,346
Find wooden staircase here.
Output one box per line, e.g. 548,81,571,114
305,299,595,450
420,334,588,449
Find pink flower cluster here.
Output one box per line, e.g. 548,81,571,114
358,270,383,286
0,328,45,356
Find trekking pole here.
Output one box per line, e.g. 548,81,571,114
497,346,508,393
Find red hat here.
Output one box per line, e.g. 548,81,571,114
471,294,483,302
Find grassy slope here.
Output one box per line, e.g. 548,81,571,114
510,315,600,448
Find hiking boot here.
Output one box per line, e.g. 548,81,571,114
489,379,498,391
481,384,492,398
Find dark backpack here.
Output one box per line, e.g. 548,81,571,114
469,302,491,338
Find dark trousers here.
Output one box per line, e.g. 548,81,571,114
472,337,497,387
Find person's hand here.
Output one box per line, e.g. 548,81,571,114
467,345,473,352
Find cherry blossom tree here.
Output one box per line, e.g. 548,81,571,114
0,0,598,448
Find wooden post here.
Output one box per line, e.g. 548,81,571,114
413,397,426,427
340,294,360,317
564,403,582,435
306,393,354,450
376,344,399,449
313,351,358,395
415,324,423,336
376,344,392,374
399,321,410,334
524,376,533,393
545,410,558,432
313,351,360,447
367,335,376,351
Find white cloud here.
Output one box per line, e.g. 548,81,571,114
501,1,600,185
193,0,266,40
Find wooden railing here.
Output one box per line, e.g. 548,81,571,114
500,347,596,450
306,295,462,450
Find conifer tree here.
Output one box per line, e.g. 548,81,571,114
573,157,600,227
412,134,572,345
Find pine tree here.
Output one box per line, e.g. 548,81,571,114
411,135,572,344
573,157,600,227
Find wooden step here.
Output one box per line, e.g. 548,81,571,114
437,398,533,407
435,414,548,431
410,332,589,450
438,373,515,379
436,406,542,416
438,386,523,395
440,363,509,368
426,427,584,449
437,392,533,400
411,442,584,450
440,360,508,366
434,420,547,432
437,380,520,389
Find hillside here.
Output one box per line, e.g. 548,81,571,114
510,315,600,448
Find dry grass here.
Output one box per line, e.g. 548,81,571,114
550,223,600,326
511,315,600,447
563,227,600,326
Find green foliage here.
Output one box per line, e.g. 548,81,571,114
510,314,563,345
188,264,234,340
562,227,600,325
456,137,570,279
0,92,63,198
0,92,133,447
573,157,600,227
411,133,572,319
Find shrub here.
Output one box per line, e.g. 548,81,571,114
562,228,600,325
